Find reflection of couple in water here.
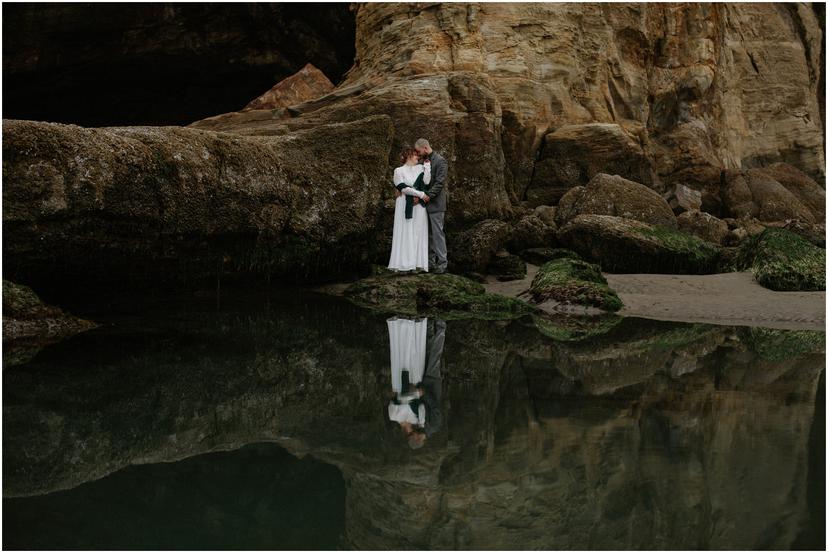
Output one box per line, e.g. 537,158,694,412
386,316,445,449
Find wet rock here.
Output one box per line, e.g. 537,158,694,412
506,213,557,251
527,123,654,206
342,272,533,320
554,173,676,229
448,219,512,273
487,251,527,282
729,228,825,291
3,280,97,365
558,214,722,274
677,210,730,244
518,247,581,266
529,258,623,312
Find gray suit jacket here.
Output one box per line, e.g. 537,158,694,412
425,152,448,213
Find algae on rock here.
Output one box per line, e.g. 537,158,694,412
343,273,534,320
728,228,825,291
529,257,623,312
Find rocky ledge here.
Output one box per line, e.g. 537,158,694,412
341,272,533,320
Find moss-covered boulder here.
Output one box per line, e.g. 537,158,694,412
554,173,676,229
531,312,623,342
737,326,826,361
343,273,534,320
519,247,581,266
558,214,721,274
448,219,512,273
728,228,825,291
529,257,623,312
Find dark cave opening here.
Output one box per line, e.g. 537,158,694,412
2,3,356,127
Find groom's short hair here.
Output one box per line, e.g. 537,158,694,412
414,138,430,149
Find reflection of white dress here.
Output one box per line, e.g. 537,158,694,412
387,316,427,425
388,163,431,271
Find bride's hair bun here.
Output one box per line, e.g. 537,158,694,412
399,145,417,164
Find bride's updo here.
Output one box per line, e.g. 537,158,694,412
399,145,417,165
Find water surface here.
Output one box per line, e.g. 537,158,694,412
3,287,825,549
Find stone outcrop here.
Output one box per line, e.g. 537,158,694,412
527,123,654,206
677,210,730,244
558,214,722,274
554,173,677,228
243,63,334,111
2,115,394,290
722,167,820,224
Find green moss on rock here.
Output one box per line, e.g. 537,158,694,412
529,258,623,312
532,312,623,341
729,228,825,291
343,272,534,320
738,327,826,361
558,214,721,274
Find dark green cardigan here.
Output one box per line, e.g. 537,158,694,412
395,171,427,219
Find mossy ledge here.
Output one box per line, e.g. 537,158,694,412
558,214,721,274
726,228,825,291
343,272,534,320
529,257,623,312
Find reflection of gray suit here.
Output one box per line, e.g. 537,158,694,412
421,319,445,437
424,152,448,271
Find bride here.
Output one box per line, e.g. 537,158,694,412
388,145,430,272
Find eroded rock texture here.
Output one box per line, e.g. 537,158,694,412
3,115,394,291
218,3,821,207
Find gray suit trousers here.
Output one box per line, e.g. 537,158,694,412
427,210,447,271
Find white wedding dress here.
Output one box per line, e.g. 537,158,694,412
387,316,428,425
388,162,430,272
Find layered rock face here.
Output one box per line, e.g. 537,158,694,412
342,3,824,201
3,3,825,290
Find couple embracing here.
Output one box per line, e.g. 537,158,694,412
388,138,448,274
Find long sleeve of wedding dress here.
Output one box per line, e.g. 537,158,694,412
393,167,425,198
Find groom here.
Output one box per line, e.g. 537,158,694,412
414,138,448,273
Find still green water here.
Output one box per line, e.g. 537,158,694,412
3,286,825,549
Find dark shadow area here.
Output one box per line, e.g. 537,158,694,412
3,442,346,550
2,3,356,126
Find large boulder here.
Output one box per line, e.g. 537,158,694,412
730,228,825,291
506,213,557,251
528,258,623,312
3,115,394,290
761,162,826,221
677,210,730,245
558,214,722,274
554,173,677,229
526,123,654,206
722,168,816,224
448,219,512,273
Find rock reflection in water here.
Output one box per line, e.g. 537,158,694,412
2,289,824,549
